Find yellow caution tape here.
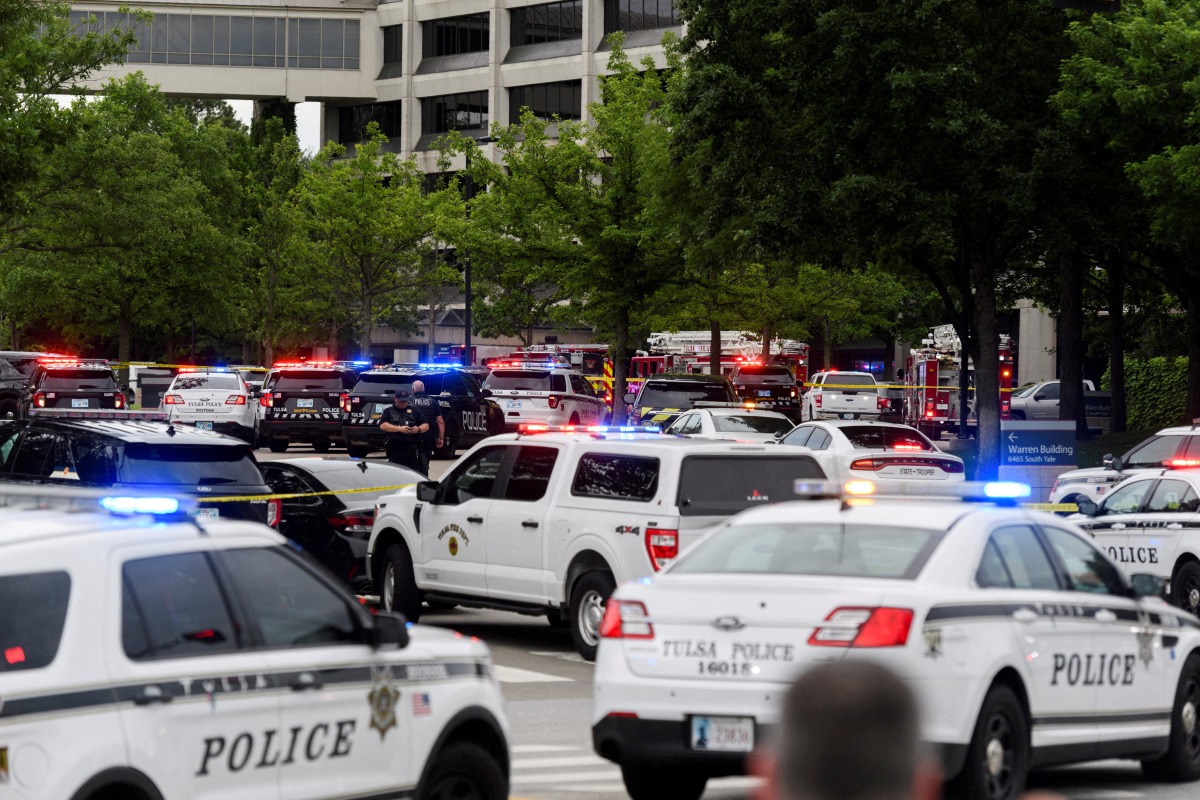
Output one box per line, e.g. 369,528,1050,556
1023,502,1080,512
200,483,417,503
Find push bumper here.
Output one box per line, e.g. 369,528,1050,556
592,714,756,775
261,417,343,444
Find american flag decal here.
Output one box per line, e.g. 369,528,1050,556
412,692,432,716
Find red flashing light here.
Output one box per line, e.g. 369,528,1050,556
645,528,679,571
808,607,913,648
600,600,654,639
225,395,246,406
519,423,551,433
1167,459,1200,468
274,361,334,369
892,442,924,451
5,645,25,665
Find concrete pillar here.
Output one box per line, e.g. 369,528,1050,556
1016,299,1057,387
400,0,419,154
581,0,604,121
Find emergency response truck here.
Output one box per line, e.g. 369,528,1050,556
902,325,1015,439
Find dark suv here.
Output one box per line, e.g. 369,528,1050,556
623,373,737,428
0,415,278,524
341,367,504,459
22,359,127,419
729,362,802,420
258,363,358,453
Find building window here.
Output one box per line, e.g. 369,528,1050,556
510,1,583,47
380,24,402,78
603,0,678,34
338,101,403,144
421,91,488,136
70,11,359,70
509,80,582,124
423,12,489,58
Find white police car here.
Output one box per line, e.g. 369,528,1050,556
0,488,510,800
1073,468,1200,616
481,360,607,431
1049,422,1200,505
592,480,1200,800
160,368,258,443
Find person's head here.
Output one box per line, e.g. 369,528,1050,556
752,661,939,800
393,388,411,407
412,380,425,394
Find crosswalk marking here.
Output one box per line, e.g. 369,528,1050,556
493,664,574,683
530,650,588,664
512,769,620,786
514,755,609,769
513,744,576,754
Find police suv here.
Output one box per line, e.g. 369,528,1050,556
21,358,127,418
1050,422,1200,506
1073,468,1200,616
367,427,825,659
258,362,359,453
482,360,607,432
0,488,510,800
593,480,1200,800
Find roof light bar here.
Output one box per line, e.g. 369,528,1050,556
516,423,661,434
0,485,193,515
793,479,1034,504
100,496,181,515
29,409,169,421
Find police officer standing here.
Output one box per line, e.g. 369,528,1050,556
378,388,429,474
410,379,445,472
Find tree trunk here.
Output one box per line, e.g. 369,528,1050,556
709,320,721,375
612,307,631,424
823,321,833,370
971,250,1001,481
360,295,373,360
1188,291,1200,425
1107,260,1126,433
1057,252,1087,438
761,321,773,362
117,301,133,365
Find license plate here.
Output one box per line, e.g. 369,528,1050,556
893,467,938,477
71,398,89,408
690,716,754,752
506,400,522,409
190,508,219,521
840,413,855,419
757,390,772,397
936,403,949,410
195,421,213,430
296,398,315,409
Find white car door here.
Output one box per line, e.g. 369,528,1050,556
486,444,561,603
1134,478,1200,578
1080,479,1156,573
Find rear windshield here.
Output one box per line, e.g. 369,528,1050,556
0,571,71,671
353,374,415,393
821,374,876,390
171,375,241,391
119,444,264,486
41,369,118,390
734,366,794,384
677,455,825,517
269,370,347,391
640,382,731,407
485,370,567,393
671,523,943,579
712,415,794,434
572,453,660,501
838,426,934,451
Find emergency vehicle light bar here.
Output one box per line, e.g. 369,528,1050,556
793,479,1033,503
28,409,169,422
494,360,561,369
517,423,662,434
178,367,228,372
0,485,194,515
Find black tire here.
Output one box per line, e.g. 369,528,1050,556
347,445,370,458
0,398,19,421
433,427,459,459
377,542,422,622
418,740,507,800
621,765,706,800
546,610,569,629
1010,410,1026,420
312,441,331,453
268,439,288,453
425,599,458,612
569,571,616,661
1142,653,1200,782
946,685,1028,800
1173,562,1200,616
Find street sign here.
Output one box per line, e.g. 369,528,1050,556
1001,421,1076,467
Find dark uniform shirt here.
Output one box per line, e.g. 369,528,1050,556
378,404,428,449
410,391,443,450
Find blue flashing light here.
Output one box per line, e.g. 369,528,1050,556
100,496,181,515
983,482,1032,499
353,360,372,366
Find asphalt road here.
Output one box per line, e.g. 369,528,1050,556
258,444,1198,800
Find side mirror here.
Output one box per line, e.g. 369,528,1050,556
1129,573,1168,601
1034,393,1045,401
1102,453,1114,469
1112,456,1124,472
416,480,439,503
480,388,492,398
1075,497,1099,517
623,392,637,405
370,610,410,649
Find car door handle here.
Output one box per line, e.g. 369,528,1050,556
522,520,539,529
1094,609,1117,623
289,672,324,692
467,516,484,524
133,685,172,706
1012,608,1038,623
1112,523,1126,530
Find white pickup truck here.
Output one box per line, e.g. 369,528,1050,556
803,370,881,421
366,429,826,659
1009,379,1096,420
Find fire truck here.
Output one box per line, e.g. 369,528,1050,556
902,324,1015,439
641,331,810,384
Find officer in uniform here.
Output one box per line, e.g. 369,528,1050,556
410,380,445,472
378,388,430,474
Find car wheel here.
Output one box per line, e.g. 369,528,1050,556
621,765,706,800
268,439,288,453
312,441,331,453
434,428,459,459
946,685,1028,800
377,543,422,622
569,571,616,661
418,740,506,800
1010,410,1026,420
1174,562,1200,616
1143,653,1200,781
347,445,370,458
0,398,19,421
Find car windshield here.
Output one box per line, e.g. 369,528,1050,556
484,370,566,392
40,369,118,390
712,415,794,434
353,374,416,393
271,371,344,391
171,375,241,391
1013,384,1040,398
119,444,264,486
641,382,731,407
735,366,794,385
1123,435,1185,469
838,426,934,451
671,523,944,579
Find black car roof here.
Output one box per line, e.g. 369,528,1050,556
644,373,731,383
20,419,250,446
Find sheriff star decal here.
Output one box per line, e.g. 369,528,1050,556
1136,612,1157,668
368,666,400,740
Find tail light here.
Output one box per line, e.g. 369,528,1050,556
548,394,562,409
808,607,913,648
339,393,350,412
849,457,962,473
33,392,46,408
225,395,247,405
259,391,273,408
924,400,934,418
328,512,375,535
164,394,185,405
114,393,125,409
877,396,885,411
815,394,822,408
266,499,282,528
645,527,678,571
790,388,797,397
599,600,654,639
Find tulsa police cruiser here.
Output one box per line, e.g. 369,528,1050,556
0,487,509,800
593,480,1200,800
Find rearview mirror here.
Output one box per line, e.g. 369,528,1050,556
370,610,410,649
1129,573,1168,601
416,480,439,503
1075,497,1099,517
1112,456,1124,471
1102,453,1114,468
623,392,637,405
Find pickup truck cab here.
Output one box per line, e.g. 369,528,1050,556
803,370,881,421
367,429,826,659
1009,379,1096,420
